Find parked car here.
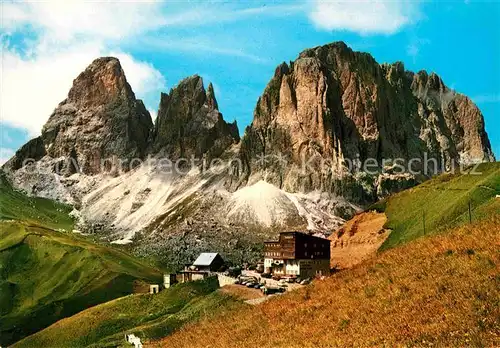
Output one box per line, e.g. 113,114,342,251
263,287,286,295
239,275,258,283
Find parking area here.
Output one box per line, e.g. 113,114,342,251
236,270,306,294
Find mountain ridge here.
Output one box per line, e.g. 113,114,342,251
2,41,495,269
238,41,494,203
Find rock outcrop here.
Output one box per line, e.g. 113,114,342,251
152,75,239,160
4,60,240,177
39,57,153,175
240,42,494,202
3,137,46,170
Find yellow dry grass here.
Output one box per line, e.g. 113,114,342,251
218,285,264,301
151,216,500,348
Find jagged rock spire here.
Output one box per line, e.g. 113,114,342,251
152,75,239,159
206,82,219,110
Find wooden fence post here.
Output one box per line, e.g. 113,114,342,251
423,210,426,235
468,200,472,224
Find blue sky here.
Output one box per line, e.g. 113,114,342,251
1,1,499,164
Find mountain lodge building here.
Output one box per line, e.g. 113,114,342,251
264,232,331,278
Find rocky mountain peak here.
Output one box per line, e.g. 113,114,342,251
298,41,351,59
66,57,134,108
240,41,494,202
206,82,219,110
152,75,239,159
33,57,153,175
274,62,290,77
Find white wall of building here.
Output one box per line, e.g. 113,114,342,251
264,258,273,269
285,260,300,275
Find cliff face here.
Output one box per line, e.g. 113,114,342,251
240,42,494,201
39,57,153,174
409,70,494,164
152,75,239,160
3,137,46,171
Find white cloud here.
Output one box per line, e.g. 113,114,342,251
1,41,165,136
1,0,426,143
141,37,269,64
407,43,419,58
309,0,420,34
148,109,158,121
1,1,166,137
2,1,303,38
1,129,13,145
471,94,500,104
2,0,166,42
406,38,430,62
0,148,15,166
158,3,304,27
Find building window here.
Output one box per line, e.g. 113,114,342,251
304,243,307,248
304,251,307,256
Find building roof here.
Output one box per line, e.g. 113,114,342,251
192,253,221,266
265,231,330,244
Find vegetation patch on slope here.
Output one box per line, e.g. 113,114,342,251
0,171,73,231
13,277,243,348
154,216,500,347
0,221,163,346
0,173,164,346
373,162,500,250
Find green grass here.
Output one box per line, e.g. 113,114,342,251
0,171,74,231
377,162,500,250
0,172,164,346
12,277,243,348
0,221,164,346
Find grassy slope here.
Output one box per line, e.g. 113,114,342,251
13,277,243,348
375,162,500,250
0,173,163,346
0,171,74,231
154,216,500,348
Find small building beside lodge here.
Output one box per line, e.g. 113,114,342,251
264,232,331,278
192,252,225,272
163,253,226,288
